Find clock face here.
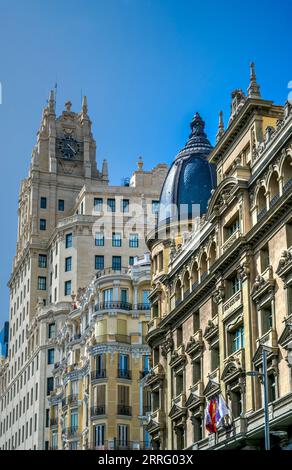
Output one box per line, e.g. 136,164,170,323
57,135,80,159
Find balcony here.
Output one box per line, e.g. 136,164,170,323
67,394,78,406
140,370,150,379
117,369,132,380
222,228,241,253
256,328,278,350
91,369,106,381
94,301,132,311
117,404,132,416
172,392,186,409
91,405,106,417
223,290,242,318
150,409,165,426
144,363,165,387
64,426,79,438
94,334,131,344
142,404,152,415
136,303,151,310
148,317,161,333
50,417,58,427
283,177,292,193
270,193,280,208
87,441,109,450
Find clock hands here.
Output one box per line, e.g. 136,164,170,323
67,143,77,155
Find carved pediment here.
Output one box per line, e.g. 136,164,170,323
252,343,278,365
169,345,187,368
203,378,220,398
276,249,292,279
168,403,186,420
185,392,204,410
251,267,275,301
185,330,203,356
278,319,292,349
203,320,219,345
221,356,243,383
145,419,159,433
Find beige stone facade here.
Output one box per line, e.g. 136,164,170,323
0,93,167,450
145,70,292,450
49,254,152,450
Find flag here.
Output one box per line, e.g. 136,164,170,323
205,394,232,433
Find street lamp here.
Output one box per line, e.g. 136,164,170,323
246,344,273,451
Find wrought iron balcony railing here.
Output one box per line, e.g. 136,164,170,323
117,404,132,416
91,405,106,417
91,369,106,380
117,369,132,379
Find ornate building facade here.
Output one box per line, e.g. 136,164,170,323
48,254,152,450
0,94,167,450
145,65,292,450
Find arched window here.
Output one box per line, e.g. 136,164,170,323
175,280,182,306
191,262,199,290
200,253,208,281
257,186,266,221
282,157,292,192
269,171,280,207
183,271,190,298
209,242,216,268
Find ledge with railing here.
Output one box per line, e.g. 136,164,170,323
91,405,106,417
117,369,132,379
91,369,106,381
117,404,132,416
94,301,132,311
63,426,79,438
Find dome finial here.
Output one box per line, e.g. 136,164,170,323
216,111,225,143
137,156,143,170
247,62,261,98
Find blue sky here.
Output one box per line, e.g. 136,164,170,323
0,0,291,324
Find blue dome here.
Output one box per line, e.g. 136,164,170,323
158,113,216,224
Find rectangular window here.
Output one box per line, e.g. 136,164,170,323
231,276,241,295
121,199,129,213
94,424,105,448
39,219,46,231
121,289,128,304
40,197,47,209
58,199,65,211
107,198,116,212
64,281,72,296
48,349,54,365
95,255,104,271
48,323,56,338
129,233,139,248
118,424,129,447
38,254,47,268
94,198,103,212
45,409,50,428
71,409,78,428
129,256,134,266
95,232,104,246
65,233,72,248
112,256,121,271
47,377,54,396
103,288,113,303
231,325,245,353
65,257,72,272
37,276,46,291
112,232,122,247
152,200,159,214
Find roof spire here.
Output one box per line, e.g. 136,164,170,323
247,62,261,98
216,111,225,143
48,89,55,113
82,95,88,115
101,159,108,181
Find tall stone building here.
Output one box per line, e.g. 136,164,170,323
145,65,292,450
49,254,152,450
0,93,167,450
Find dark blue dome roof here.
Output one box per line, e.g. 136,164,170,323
158,113,216,224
